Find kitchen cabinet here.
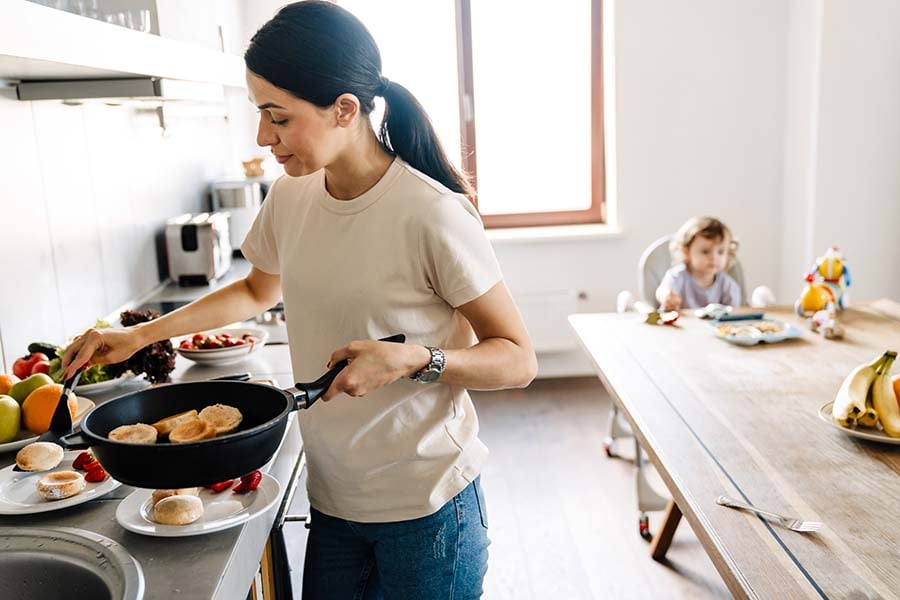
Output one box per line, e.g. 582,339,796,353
0,0,244,86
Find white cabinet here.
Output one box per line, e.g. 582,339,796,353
0,0,244,86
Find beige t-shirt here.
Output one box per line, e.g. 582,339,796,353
241,158,502,522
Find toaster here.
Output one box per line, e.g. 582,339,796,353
165,212,232,285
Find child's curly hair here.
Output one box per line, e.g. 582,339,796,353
669,217,738,269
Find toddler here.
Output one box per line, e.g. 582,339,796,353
656,217,741,311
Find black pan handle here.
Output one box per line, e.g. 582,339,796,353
288,334,406,410
59,431,90,450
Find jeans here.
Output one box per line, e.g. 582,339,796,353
302,477,490,600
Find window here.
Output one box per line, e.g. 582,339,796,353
340,0,605,228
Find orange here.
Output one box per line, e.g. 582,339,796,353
22,384,76,435
0,373,20,396
893,375,900,406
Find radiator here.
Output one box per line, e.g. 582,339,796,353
513,290,579,354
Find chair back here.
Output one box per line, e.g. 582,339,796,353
637,236,747,307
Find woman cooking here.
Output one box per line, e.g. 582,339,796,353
62,1,537,599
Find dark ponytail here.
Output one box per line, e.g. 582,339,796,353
245,1,473,197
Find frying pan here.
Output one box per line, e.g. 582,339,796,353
39,334,405,488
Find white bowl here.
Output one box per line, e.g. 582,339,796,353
174,327,268,366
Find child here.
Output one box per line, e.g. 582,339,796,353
656,217,741,311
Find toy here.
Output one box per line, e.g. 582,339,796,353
795,247,851,317
810,306,844,339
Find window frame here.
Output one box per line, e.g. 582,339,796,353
455,0,605,228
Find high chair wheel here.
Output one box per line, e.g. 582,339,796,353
639,514,652,541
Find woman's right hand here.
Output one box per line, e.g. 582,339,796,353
61,326,145,379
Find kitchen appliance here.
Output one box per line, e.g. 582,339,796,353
210,179,268,253
165,212,232,285
39,335,405,489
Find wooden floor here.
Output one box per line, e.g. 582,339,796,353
472,377,732,600
284,377,732,599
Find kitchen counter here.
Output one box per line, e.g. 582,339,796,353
0,266,304,600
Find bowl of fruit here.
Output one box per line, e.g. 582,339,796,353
174,328,268,367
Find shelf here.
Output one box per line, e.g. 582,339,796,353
0,0,245,87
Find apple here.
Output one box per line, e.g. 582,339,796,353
12,353,50,379
30,361,51,376
8,373,54,405
0,395,21,443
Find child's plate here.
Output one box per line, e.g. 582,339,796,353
711,318,803,346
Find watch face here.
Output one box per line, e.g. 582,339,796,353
418,369,441,383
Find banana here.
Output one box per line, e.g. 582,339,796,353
832,353,887,427
871,351,900,436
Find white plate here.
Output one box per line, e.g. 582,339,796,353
115,473,280,537
174,327,268,367
712,319,804,346
75,372,140,395
0,396,94,454
0,450,121,514
818,402,900,445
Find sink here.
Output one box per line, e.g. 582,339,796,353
0,527,144,600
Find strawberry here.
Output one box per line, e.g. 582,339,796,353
84,465,108,482
72,451,94,471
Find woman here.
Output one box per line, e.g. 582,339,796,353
63,1,536,598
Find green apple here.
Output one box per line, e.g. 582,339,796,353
8,373,54,405
0,395,20,443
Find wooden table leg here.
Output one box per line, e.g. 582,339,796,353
650,499,682,561
259,537,277,599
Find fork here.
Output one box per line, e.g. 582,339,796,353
715,495,822,533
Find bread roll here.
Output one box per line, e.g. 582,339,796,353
37,470,86,500
16,442,65,472
152,409,200,436
151,487,200,507
153,494,204,525
169,418,217,443
198,404,243,434
108,423,158,444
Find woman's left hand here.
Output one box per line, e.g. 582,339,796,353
321,340,430,402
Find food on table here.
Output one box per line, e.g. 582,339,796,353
108,423,158,444
0,395,21,443
8,373,54,405
199,404,243,434
169,419,217,443
37,470,85,500
16,441,65,471
84,465,109,483
151,487,200,507
832,351,900,435
72,451,110,482
152,409,200,436
21,383,77,434
0,373,20,396
179,332,258,351
153,494,204,525
717,321,785,338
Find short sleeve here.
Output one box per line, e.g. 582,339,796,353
657,267,682,305
240,177,282,275
721,274,742,307
419,194,503,308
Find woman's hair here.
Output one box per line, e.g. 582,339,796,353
245,1,473,197
669,216,738,268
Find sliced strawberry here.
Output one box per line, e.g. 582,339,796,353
206,480,234,493
84,466,108,482
72,451,94,471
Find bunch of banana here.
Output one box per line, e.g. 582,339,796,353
832,350,899,435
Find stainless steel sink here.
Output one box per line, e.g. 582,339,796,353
0,527,144,600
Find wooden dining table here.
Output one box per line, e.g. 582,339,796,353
569,300,900,600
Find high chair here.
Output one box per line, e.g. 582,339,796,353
613,236,761,541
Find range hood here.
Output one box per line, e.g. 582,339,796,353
16,77,225,103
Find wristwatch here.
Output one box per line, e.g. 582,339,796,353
410,346,446,384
